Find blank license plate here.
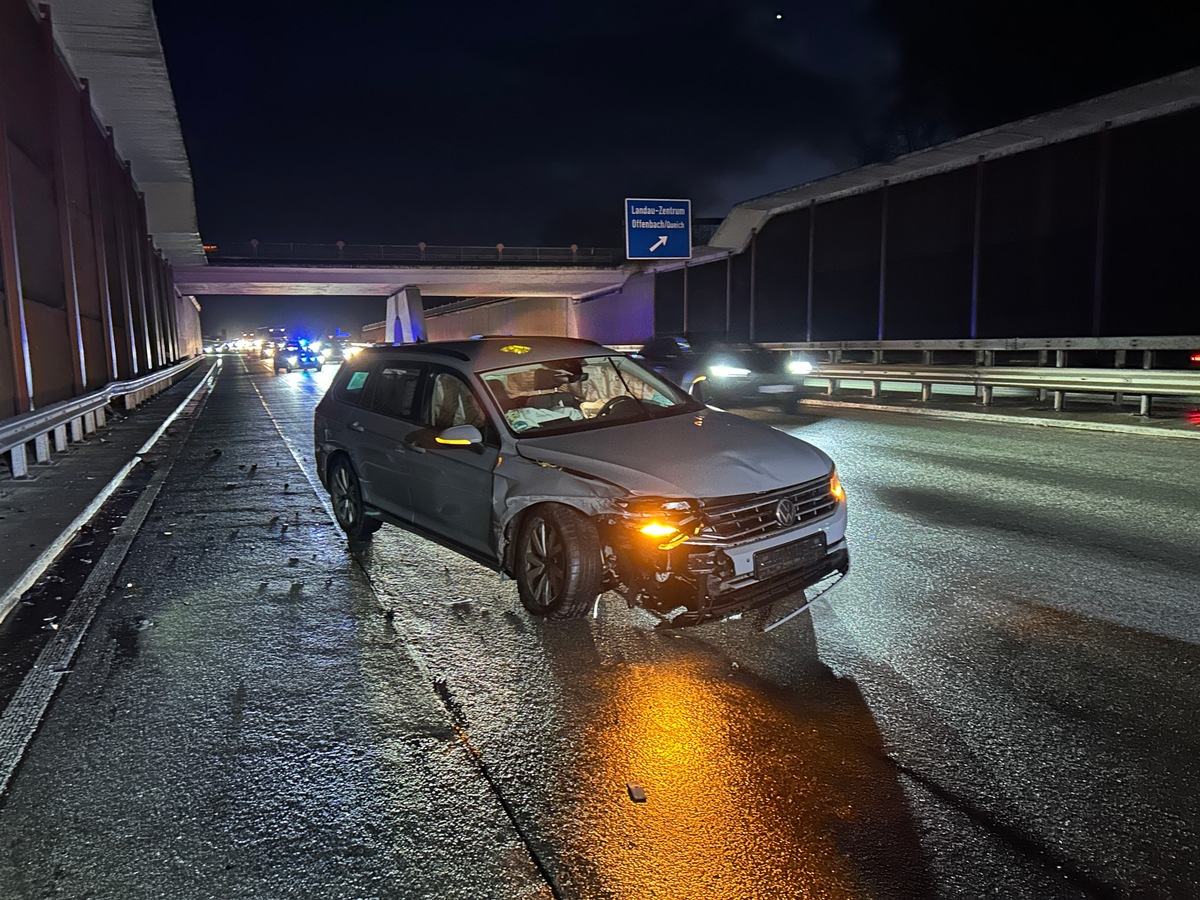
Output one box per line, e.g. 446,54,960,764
754,534,826,581
758,384,796,393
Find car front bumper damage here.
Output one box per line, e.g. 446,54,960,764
607,518,849,629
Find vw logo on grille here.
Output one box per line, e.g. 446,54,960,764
775,497,796,527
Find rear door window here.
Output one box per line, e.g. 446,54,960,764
369,365,425,422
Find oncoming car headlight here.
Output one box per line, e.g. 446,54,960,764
709,364,751,377
787,358,814,375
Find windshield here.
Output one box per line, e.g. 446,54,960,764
480,354,700,436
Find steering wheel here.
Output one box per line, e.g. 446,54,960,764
596,395,637,417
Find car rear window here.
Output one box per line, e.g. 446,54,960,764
335,364,372,406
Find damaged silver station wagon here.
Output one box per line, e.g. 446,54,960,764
314,337,849,628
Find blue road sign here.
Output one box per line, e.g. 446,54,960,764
625,198,691,260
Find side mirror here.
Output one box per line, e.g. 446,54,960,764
435,424,483,446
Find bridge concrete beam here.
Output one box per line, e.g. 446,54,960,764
173,265,631,299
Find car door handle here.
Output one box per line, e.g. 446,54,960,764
396,440,426,454
348,421,365,432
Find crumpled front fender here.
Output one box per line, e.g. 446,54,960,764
493,453,626,569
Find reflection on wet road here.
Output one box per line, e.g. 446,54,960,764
0,354,1196,899
570,653,931,899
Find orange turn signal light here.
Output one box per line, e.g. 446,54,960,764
639,522,678,538
830,469,846,502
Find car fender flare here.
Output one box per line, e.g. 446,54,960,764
499,496,614,576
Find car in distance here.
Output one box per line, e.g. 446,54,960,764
275,342,323,374
314,337,848,627
634,335,815,413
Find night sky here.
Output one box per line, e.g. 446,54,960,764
153,0,1200,337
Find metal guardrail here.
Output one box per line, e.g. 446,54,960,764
615,336,1200,416
0,356,206,479
764,337,1200,416
805,363,1200,413
205,242,626,267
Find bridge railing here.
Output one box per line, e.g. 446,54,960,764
204,242,625,266
0,356,207,480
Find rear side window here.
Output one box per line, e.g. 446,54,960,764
369,365,424,421
334,363,372,406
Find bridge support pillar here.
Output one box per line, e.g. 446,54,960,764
385,287,425,344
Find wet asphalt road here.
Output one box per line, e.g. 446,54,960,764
0,354,1198,899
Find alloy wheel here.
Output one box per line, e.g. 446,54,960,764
524,518,565,608
332,464,359,528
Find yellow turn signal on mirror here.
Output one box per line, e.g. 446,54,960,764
435,437,472,445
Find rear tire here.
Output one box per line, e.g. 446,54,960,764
329,458,381,542
515,504,602,619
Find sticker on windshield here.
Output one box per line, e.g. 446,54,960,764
347,371,369,391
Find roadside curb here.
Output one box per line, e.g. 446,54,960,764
796,397,1200,440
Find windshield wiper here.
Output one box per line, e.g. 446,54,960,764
607,360,654,417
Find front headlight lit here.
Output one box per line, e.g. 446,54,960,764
787,359,814,375
709,364,751,377
830,468,846,503
639,522,678,538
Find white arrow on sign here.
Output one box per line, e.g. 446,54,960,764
649,235,668,252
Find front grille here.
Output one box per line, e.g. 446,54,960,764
699,475,837,544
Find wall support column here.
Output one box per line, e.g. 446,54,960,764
0,89,33,414
1091,124,1111,337
723,253,731,340
969,156,985,340
80,81,118,382
681,263,689,334
107,131,138,375
126,179,153,369
40,5,86,394
748,229,757,343
806,203,816,342
877,182,889,341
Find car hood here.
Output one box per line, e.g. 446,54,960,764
516,409,831,499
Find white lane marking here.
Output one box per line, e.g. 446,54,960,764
0,362,220,624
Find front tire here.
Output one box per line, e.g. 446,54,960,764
515,504,601,619
329,458,381,541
